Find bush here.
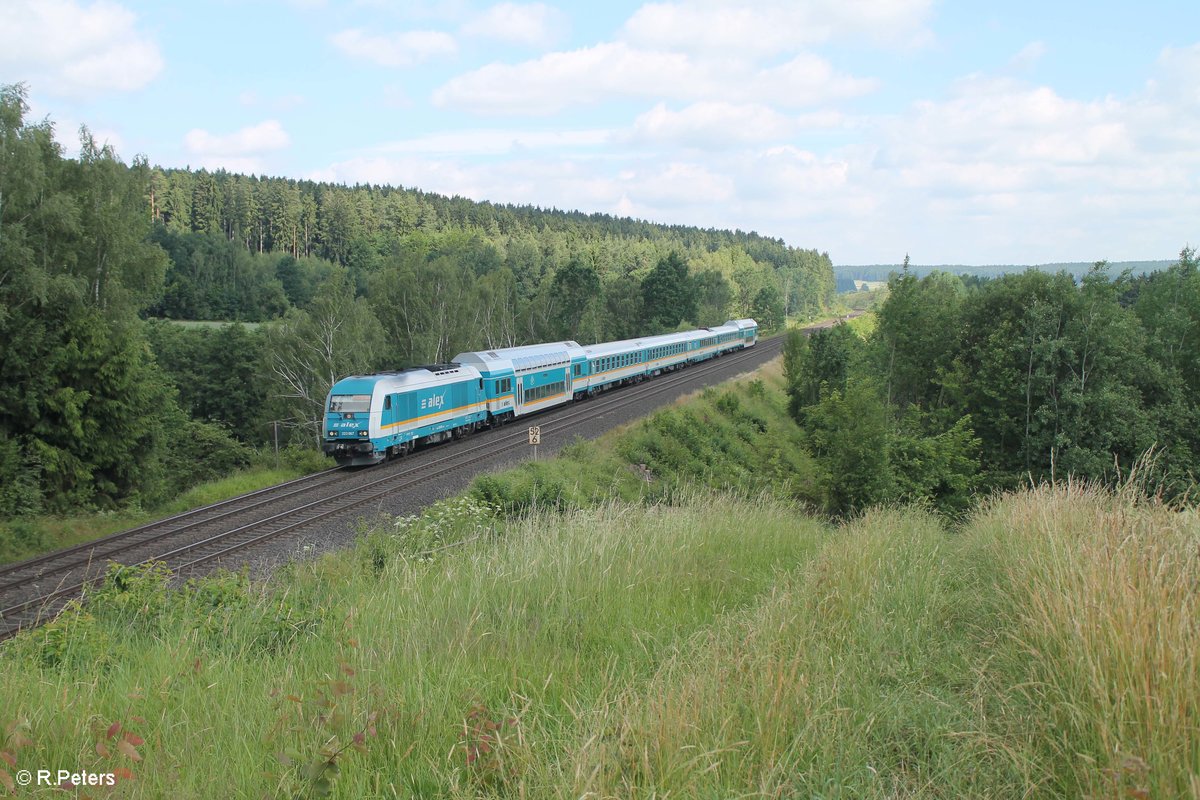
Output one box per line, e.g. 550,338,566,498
471,465,577,516
0,519,48,563
160,418,253,496
278,444,333,474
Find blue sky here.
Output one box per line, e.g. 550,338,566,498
2,0,1198,265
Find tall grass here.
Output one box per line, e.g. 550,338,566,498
557,507,1023,798
965,482,1200,798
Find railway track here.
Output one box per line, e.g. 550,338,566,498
0,329,806,641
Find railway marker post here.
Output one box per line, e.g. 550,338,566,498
528,426,541,459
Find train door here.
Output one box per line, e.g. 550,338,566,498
514,377,524,415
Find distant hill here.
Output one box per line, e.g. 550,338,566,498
835,260,1175,289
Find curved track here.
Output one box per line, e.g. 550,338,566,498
0,322,848,641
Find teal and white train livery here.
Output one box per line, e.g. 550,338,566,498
322,319,757,466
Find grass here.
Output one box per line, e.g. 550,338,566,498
834,288,886,312
961,482,1200,798
3,483,1194,797
561,506,999,798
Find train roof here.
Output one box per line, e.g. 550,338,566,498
453,340,587,375
582,329,698,357
726,318,758,330
329,364,479,397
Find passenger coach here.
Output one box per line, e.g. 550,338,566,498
453,340,588,419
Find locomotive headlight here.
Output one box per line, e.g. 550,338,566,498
358,430,369,437
328,430,338,437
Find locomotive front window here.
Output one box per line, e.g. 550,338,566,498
329,394,371,413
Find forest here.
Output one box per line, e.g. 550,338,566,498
786,256,1200,513
0,84,833,517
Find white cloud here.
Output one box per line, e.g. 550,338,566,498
331,28,457,67
893,78,1140,176
0,0,163,96
370,127,611,156
747,146,853,196
30,96,127,157
756,53,878,105
625,161,736,206
630,102,797,148
184,120,291,171
309,152,737,225
325,23,1200,265
622,0,933,53
1152,43,1200,103
461,3,568,47
432,42,873,114
824,68,1200,262
433,43,689,114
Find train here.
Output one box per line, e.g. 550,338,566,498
322,319,758,466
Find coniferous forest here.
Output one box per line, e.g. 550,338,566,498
0,84,832,516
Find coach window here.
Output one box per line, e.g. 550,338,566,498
384,396,392,410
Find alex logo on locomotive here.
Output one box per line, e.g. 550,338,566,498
419,394,447,412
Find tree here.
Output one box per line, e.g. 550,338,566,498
802,381,894,515
549,259,601,340
642,252,696,332
954,269,1155,487
889,413,980,516
264,271,386,442
783,324,861,415
602,272,645,341
317,188,362,266
147,321,270,443
872,268,964,411
693,269,732,327
750,283,785,331
0,84,178,511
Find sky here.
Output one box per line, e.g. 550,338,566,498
2,0,1198,266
